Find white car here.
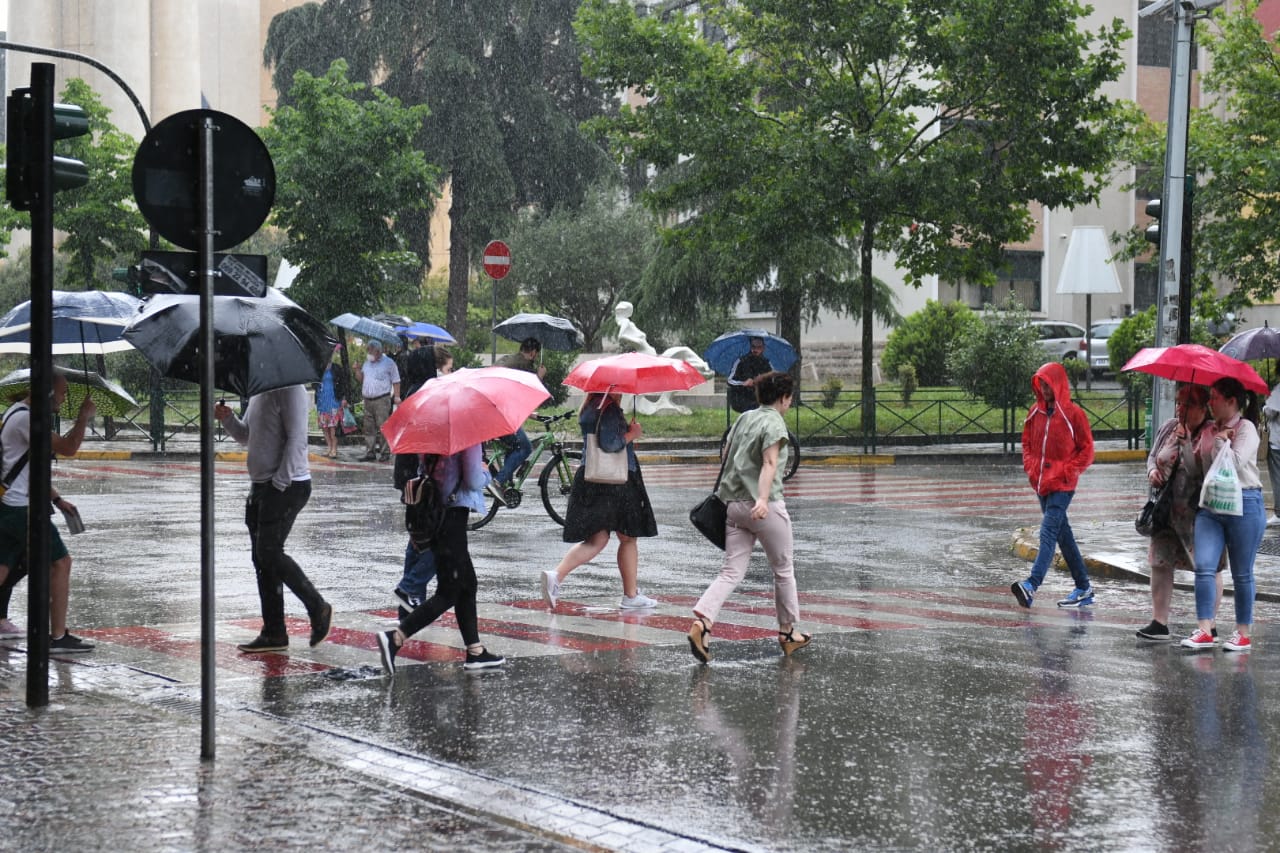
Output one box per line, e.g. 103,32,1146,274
1031,320,1087,362
1087,320,1123,376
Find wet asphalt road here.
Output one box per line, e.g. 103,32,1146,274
13,455,1280,850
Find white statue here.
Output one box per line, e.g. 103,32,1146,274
613,301,712,416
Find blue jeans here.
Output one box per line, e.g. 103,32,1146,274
495,428,532,485
398,539,436,601
1193,488,1265,625
1027,491,1090,591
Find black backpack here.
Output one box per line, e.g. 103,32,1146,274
401,454,445,549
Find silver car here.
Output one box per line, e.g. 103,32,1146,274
1087,320,1123,376
1031,320,1087,362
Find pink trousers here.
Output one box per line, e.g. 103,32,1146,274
693,500,800,627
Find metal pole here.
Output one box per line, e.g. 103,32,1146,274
198,115,217,760
25,63,55,709
1151,3,1196,430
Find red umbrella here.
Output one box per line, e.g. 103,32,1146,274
1121,344,1268,395
563,352,708,394
380,366,550,456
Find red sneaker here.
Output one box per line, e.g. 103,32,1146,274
1180,628,1216,651
1223,632,1252,652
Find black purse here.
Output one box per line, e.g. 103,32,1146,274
689,425,735,549
1136,454,1180,537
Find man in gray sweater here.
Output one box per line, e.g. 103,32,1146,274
215,384,332,653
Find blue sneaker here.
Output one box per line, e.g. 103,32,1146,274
1056,586,1095,608
1011,580,1034,609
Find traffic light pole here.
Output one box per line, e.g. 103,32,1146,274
25,63,56,708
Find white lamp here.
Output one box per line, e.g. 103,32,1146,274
1056,226,1122,389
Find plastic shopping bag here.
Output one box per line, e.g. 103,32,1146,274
1199,442,1244,516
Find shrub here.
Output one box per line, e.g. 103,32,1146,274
880,300,983,387
898,364,918,407
947,298,1041,410
820,376,842,408
1062,356,1086,394
1109,307,1217,401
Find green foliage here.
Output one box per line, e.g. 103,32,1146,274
1061,355,1086,395
507,183,657,351
260,60,438,322
880,301,983,387
820,377,843,409
1109,307,1218,400
947,299,1042,410
577,0,1133,401
897,365,918,407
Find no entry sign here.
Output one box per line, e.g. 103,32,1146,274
482,240,511,280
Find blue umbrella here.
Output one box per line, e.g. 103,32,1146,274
330,313,402,346
395,321,456,344
0,290,142,355
702,329,797,376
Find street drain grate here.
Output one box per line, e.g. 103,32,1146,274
1258,537,1280,557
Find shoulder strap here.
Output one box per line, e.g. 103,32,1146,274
0,404,30,488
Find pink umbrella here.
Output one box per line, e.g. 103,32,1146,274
563,352,708,395
380,366,550,456
1121,344,1268,395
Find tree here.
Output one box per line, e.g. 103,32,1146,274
506,183,657,350
576,0,1132,426
947,298,1042,412
259,60,439,321
1115,2,1280,313
263,0,616,341
881,300,983,387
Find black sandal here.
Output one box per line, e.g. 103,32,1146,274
778,628,812,656
688,617,712,663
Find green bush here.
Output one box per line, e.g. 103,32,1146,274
898,364,918,407
947,298,1041,410
1109,307,1218,401
1062,356,1086,394
820,376,842,408
880,300,983,387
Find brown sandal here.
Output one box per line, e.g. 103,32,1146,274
688,617,712,663
778,628,812,656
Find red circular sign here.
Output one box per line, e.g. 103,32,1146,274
482,240,511,280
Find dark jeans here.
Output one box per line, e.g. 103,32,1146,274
495,428,532,485
399,507,479,647
246,479,324,637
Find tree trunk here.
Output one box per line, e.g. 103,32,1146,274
446,172,469,342
777,261,803,397
860,219,876,436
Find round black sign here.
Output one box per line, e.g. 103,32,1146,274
132,109,275,252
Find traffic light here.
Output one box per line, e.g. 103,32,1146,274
1144,197,1162,245
4,88,89,211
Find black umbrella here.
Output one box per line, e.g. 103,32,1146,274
493,312,584,351
1219,323,1280,362
123,288,336,397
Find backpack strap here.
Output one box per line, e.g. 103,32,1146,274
0,404,30,489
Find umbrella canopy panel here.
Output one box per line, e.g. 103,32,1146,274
1122,344,1269,395
395,321,456,343
330,313,402,347
564,352,708,395
493,313,585,352
1220,325,1280,363
0,290,142,355
125,288,336,398
702,329,797,376
0,366,139,418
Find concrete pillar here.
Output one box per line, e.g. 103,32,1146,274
151,0,201,123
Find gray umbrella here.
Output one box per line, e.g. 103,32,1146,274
330,313,402,347
1219,323,1280,363
124,288,336,398
493,313,584,351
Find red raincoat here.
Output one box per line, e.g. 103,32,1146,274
1022,362,1094,496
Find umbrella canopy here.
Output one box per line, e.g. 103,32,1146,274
564,352,709,395
0,290,142,355
493,313,585,351
123,288,336,398
0,366,138,418
702,329,797,376
380,366,550,456
1219,324,1280,363
329,313,402,347
1122,344,1268,396
395,321,456,344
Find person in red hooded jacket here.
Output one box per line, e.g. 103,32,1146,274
1012,361,1096,608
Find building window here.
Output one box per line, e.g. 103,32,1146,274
1134,262,1158,311
947,250,1044,312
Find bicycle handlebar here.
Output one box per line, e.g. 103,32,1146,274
530,410,576,426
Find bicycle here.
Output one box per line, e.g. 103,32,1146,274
468,410,581,531
719,397,801,481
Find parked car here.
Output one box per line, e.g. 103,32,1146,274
1087,320,1123,376
1031,320,1087,362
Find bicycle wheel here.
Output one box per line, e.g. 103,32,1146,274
539,450,581,526
783,431,800,481
468,494,502,530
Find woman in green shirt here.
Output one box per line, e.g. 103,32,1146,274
688,371,812,663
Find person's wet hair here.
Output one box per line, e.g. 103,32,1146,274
1211,376,1260,424
755,371,794,406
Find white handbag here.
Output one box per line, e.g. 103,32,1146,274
583,414,628,484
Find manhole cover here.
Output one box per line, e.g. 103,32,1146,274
1257,537,1280,557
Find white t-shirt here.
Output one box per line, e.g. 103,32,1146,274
0,404,32,507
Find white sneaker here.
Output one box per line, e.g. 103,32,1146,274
621,592,658,609
541,570,560,608
0,618,21,639
1267,515,1280,527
